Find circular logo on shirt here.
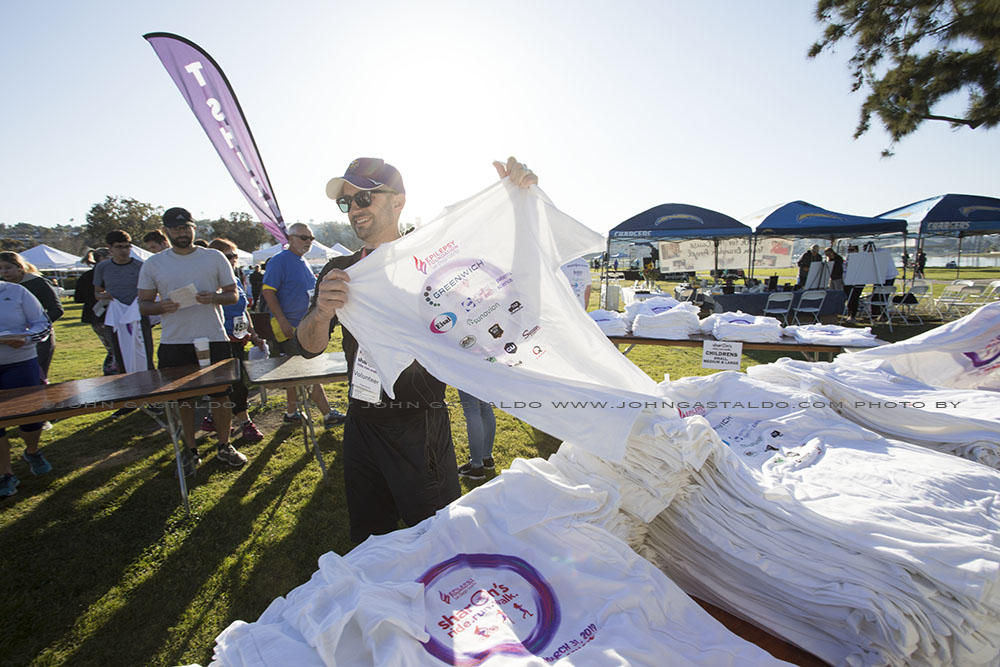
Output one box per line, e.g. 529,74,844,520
418,553,560,666
504,342,518,354
430,312,457,334
460,335,477,349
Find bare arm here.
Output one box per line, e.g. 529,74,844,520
296,268,350,356
261,288,294,339
196,283,238,306
138,288,178,316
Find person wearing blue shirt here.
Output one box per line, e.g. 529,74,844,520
261,223,344,427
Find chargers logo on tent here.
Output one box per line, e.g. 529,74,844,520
796,213,843,223
654,214,704,226
430,312,457,334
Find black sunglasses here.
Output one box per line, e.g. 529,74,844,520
336,189,392,213
224,253,238,260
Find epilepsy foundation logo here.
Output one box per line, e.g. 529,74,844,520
413,240,460,275
418,553,560,666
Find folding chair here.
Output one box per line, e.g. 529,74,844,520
952,284,986,317
792,290,826,325
862,285,903,331
898,284,930,324
957,280,1000,313
935,283,969,319
763,292,794,325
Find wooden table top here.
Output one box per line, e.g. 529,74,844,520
244,352,349,387
0,360,239,427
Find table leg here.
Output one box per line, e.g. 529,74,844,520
295,385,328,479
164,401,190,515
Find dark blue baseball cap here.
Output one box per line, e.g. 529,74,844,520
326,157,405,199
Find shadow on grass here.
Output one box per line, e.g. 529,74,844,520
60,428,352,666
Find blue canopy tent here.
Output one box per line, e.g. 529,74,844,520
878,194,1000,277
742,201,907,278
606,203,751,287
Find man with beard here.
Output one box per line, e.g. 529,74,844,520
137,207,248,476
294,157,536,542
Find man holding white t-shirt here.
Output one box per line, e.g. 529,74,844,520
137,206,248,476
295,157,538,543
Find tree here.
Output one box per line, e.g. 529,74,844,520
85,196,162,246
209,212,273,251
810,0,1000,154
313,221,361,251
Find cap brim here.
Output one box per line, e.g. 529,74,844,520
325,175,382,200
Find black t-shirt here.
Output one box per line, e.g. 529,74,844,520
299,251,447,421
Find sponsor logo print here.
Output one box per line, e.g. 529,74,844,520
521,326,540,339
460,297,477,312
504,342,518,354
508,301,522,314
413,241,459,275
531,345,544,357
424,286,441,307
460,335,476,349
430,312,457,334
488,324,503,339
467,302,501,326
430,260,485,300
496,272,513,289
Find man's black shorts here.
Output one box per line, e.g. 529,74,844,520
157,342,234,397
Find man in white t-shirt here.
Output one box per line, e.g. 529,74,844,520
295,157,537,543
137,206,248,476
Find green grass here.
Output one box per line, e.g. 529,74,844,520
1,274,997,666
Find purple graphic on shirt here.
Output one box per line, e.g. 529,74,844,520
418,553,560,666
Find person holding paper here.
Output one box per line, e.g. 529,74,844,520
137,207,248,475
294,156,536,543
0,280,53,497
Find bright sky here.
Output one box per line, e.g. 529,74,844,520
2,0,997,238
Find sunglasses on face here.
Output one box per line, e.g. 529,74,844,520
336,189,391,213
224,253,238,260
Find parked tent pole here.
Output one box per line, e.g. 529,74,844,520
601,236,611,309
713,238,719,285
957,234,963,279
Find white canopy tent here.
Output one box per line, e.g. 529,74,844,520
20,244,82,269
252,240,347,265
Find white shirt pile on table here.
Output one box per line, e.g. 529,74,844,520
587,309,628,336
629,372,1000,666
632,302,701,339
837,301,1000,391
748,357,1000,468
623,296,679,330
783,324,879,347
699,311,784,343
209,458,789,666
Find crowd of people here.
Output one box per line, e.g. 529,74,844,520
2,156,583,548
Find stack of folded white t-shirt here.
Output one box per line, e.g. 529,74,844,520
209,457,789,666
700,311,784,343
587,309,628,336
836,301,1000,391
632,302,701,339
783,324,879,347
628,372,1000,666
748,357,1000,468
623,296,680,330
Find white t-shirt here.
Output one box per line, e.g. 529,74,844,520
211,459,788,667
137,247,235,343
837,301,1000,390
559,257,590,309
336,181,660,461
